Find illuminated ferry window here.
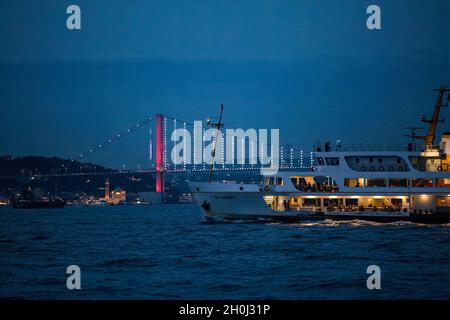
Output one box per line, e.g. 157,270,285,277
345,198,359,206
389,179,409,188
323,198,343,206
436,197,450,207
290,177,307,187
411,178,433,188
366,178,387,187
325,157,339,166
276,177,284,186
368,198,389,207
436,178,450,187
391,198,403,207
289,197,300,207
302,198,321,207
344,178,364,187
265,177,275,186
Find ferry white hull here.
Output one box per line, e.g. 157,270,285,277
189,182,450,224
189,87,450,224
189,182,320,221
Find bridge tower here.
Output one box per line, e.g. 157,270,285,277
155,114,165,195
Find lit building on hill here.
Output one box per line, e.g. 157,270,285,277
111,187,126,205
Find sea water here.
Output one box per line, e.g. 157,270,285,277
0,204,449,299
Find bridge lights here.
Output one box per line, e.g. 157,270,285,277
164,116,167,170
173,119,177,170
183,122,187,171
300,150,304,168
290,147,293,168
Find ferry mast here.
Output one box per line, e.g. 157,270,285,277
411,84,450,147
207,105,224,183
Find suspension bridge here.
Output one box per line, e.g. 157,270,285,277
38,112,314,195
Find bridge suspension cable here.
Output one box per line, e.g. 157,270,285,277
79,117,153,160
164,115,193,126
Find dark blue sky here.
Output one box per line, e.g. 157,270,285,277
1,0,449,168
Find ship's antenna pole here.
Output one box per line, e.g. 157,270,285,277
423,84,449,146
403,127,424,151
207,105,224,183
412,84,450,147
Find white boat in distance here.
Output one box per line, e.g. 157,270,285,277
189,85,450,223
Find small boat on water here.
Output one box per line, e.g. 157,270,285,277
12,188,66,209
189,85,450,224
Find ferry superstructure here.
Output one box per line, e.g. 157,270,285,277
189,85,450,223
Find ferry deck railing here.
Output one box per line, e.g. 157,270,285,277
315,144,444,153
323,144,411,152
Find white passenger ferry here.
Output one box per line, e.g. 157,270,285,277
189,86,450,223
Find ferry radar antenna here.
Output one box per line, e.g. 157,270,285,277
404,127,424,144
207,105,224,183
404,126,425,151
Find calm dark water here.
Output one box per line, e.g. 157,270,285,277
0,204,449,299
